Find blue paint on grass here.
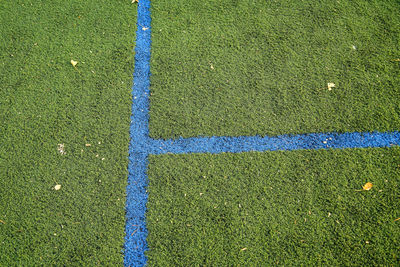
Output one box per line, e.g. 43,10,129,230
125,0,400,265
124,0,151,265
147,131,400,155
125,153,148,266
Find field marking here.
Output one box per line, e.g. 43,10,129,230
145,131,400,154
125,0,400,266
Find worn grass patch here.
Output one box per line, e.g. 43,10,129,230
149,0,400,138
147,147,400,265
0,0,136,265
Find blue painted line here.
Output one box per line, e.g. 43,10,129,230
147,131,400,155
125,0,151,265
125,153,148,266
125,0,400,265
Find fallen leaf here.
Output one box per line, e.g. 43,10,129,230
240,248,247,251
327,83,336,91
393,59,400,62
57,144,66,155
0,220,5,224
85,143,91,147
362,182,373,190
54,184,61,190
70,60,78,67
132,0,138,3
355,182,373,191
394,217,400,222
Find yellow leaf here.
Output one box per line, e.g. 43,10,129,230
362,182,373,191
327,83,336,91
394,217,400,222
70,59,78,67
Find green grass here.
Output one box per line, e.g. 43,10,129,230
146,147,400,265
0,0,136,265
149,0,400,138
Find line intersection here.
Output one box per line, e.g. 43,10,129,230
124,1,400,266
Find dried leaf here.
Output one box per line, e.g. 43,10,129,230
54,184,61,190
0,219,5,224
362,182,373,191
70,59,78,67
327,83,336,91
57,144,66,155
85,143,91,147
394,217,400,222
132,0,138,3
240,248,247,251
355,182,373,191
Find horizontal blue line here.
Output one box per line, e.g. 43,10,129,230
131,131,400,154
126,0,400,265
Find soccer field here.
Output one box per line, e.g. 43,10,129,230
1,0,400,266
0,0,136,265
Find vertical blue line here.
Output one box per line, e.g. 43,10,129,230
125,153,149,266
125,0,151,266
123,0,400,265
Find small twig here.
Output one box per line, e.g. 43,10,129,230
137,23,149,31
131,225,139,236
73,66,81,73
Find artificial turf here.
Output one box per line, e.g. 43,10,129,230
0,0,136,265
149,0,400,139
146,147,400,266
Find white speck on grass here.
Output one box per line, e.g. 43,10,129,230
352,45,356,50
54,184,61,190
57,144,66,155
